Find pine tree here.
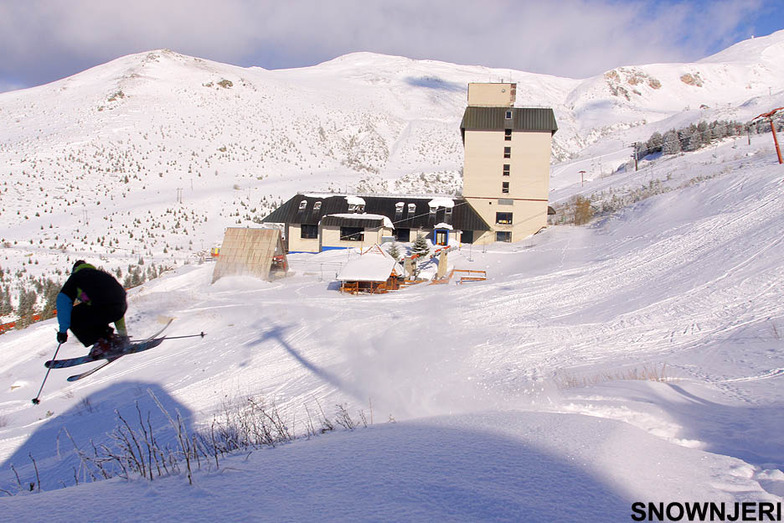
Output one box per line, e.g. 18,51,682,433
16,288,37,328
646,131,663,154
710,121,726,140
409,234,430,279
40,278,59,318
697,121,710,144
411,234,430,259
662,130,681,155
0,286,12,316
684,127,702,152
387,242,401,260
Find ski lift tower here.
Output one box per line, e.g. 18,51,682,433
751,107,784,165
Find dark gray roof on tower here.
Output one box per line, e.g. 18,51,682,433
460,107,558,141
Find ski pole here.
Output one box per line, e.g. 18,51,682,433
32,342,63,405
160,332,207,341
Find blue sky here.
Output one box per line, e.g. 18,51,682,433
0,0,782,93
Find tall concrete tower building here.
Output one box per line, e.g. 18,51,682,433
460,83,558,243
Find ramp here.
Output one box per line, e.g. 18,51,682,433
212,228,288,283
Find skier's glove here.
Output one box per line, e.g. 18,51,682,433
57,331,68,344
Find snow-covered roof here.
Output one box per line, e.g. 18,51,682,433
345,195,366,206
429,197,455,209
337,246,401,282
301,193,335,199
434,222,453,230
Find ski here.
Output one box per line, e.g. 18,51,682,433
45,319,173,369
66,337,167,381
45,353,98,369
66,356,121,382
66,331,206,381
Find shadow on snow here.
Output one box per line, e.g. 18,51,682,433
1,382,191,494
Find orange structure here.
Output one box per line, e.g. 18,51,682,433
752,107,784,165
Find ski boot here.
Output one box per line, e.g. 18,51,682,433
89,333,130,359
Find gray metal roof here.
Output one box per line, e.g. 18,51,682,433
262,194,491,232
460,107,558,137
321,215,387,229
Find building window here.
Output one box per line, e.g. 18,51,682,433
505,129,512,141
395,228,410,242
313,201,322,212
298,200,308,211
505,110,513,119
340,227,364,241
502,164,510,176
496,231,512,242
347,203,364,213
407,203,416,215
429,205,437,215
395,202,404,216
496,212,513,225
300,224,318,239
502,181,510,194
504,146,511,158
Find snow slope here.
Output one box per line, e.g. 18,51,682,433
1,32,784,520
1,130,783,519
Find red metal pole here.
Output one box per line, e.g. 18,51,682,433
770,119,783,165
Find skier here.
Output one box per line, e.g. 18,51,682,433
56,260,129,358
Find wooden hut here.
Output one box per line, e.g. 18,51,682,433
337,245,403,294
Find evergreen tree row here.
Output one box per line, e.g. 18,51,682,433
635,118,782,159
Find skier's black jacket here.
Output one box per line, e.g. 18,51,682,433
57,264,126,334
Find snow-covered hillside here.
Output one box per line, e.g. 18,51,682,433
1,129,783,519
1,31,783,314
1,31,784,520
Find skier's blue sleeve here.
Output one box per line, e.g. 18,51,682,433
56,292,73,332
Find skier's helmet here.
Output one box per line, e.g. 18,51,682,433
72,260,87,274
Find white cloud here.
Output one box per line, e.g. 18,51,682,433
0,0,773,91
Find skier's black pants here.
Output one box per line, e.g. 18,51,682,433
70,302,127,347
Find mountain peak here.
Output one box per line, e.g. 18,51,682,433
699,28,784,65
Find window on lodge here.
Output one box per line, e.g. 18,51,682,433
395,228,410,242
496,212,513,225
300,224,318,239
503,164,510,176
496,231,512,242
340,227,364,241
502,181,510,194
298,200,308,211
504,146,511,158
407,203,416,215
504,129,512,141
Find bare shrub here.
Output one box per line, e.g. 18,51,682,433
573,196,593,225
27,390,379,495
